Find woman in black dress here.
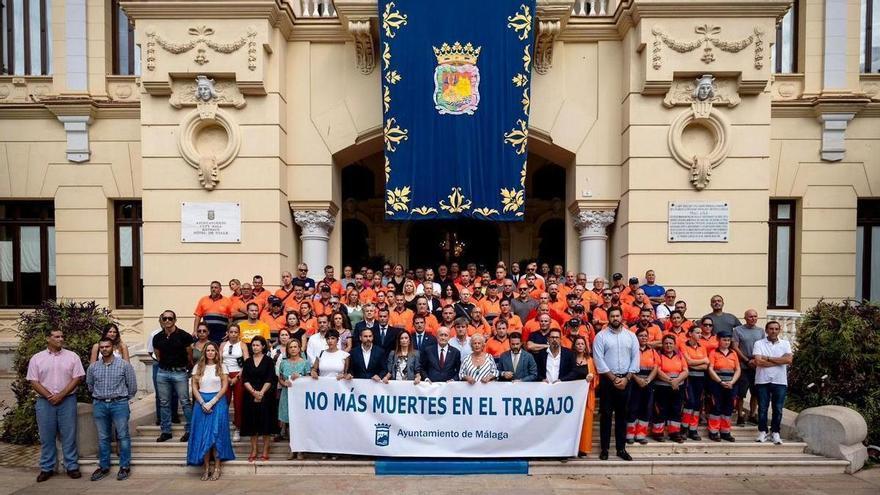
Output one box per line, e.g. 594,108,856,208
240,336,279,461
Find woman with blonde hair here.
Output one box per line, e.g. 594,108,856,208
187,341,235,480
278,339,310,459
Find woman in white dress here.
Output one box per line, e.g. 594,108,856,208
310,329,350,379
459,334,498,384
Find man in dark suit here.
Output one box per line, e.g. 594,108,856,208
421,285,443,316
497,332,538,382
419,327,460,382
352,303,378,345
347,328,387,380
534,328,578,383
411,314,437,352
373,307,402,351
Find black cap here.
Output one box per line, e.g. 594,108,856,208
628,277,639,284
716,330,732,339
612,272,623,280
268,295,282,305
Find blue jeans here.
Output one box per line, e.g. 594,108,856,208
156,369,192,434
756,383,787,433
93,400,131,469
152,363,178,422
35,395,78,472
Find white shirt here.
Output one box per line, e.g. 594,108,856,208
437,345,451,363
449,336,472,356
146,328,162,354
307,332,329,365
361,345,373,368
545,348,561,383
753,338,792,385
198,364,223,393
655,304,674,320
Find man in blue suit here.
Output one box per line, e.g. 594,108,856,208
411,315,436,352
534,328,578,383
347,328,387,380
497,332,538,382
372,308,403,351
419,327,460,382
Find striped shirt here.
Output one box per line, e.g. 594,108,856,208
86,356,137,400
459,353,498,382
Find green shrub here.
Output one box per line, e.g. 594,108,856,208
0,300,113,444
788,299,880,446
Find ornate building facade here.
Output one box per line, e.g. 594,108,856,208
0,0,878,363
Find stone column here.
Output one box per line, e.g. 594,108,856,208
294,210,336,272
573,209,615,281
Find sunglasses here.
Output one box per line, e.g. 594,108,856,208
161,316,175,321
702,323,714,327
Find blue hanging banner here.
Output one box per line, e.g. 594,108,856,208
379,0,536,221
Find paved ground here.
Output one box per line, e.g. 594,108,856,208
0,466,876,495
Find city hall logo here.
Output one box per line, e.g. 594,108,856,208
432,42,481,115
374,423,391,447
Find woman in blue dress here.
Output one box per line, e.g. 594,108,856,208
187,341,235,480
278,339,311,459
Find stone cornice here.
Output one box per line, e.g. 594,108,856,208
121,0,296,38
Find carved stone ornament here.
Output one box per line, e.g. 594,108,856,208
651,24,764,71
573,209,616,239
169,76,246,110
666,74,732,190
145,25,257,71
177,105,241,190
348,19,376,75
294,210,336,240
663,74,741,114
534,20,560,75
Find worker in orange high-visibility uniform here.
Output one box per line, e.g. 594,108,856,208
707,331,741,442
627,327,658,444
681,324,710,440
653,334,688,443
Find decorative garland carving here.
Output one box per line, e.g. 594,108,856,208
349,19,376,75
145,25,257,71
651,24,764,70
534,20,560,75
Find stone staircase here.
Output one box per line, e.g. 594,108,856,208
80,420,850,475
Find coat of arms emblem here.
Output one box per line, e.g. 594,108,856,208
207,209,215,220
374,423,391,447
432,42,481,115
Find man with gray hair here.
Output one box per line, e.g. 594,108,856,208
732,309,764,426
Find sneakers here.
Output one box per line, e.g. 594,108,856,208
117,467,131,481
755,431,768,443
90,468,110,481
232,428,241,442
771,432,783,445
36,471,53,483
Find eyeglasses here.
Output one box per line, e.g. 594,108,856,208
702,323,714,327
161,316,175,321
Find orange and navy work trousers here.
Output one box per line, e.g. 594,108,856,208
627,381,653,441
708,379,736,434
682,373,705,432
652,384,683,436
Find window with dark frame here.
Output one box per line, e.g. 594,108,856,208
856,200,880,301
1,0,51,76
111,0,139,76
0,201,55,308
114,201,143,309
768,200,796,309
862,0,879,73
774,1,798,74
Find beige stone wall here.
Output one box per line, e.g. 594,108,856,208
0,0,878,345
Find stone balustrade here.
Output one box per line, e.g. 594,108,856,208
766,309,803,346
292,0,337,17
572,0,618,16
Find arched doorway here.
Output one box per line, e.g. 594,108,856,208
342,219,370,269
407,220,500,270
537,218,565,267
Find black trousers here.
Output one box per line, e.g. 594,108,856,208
599,375,632,452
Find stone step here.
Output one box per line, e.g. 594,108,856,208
78,454,849,476
125,440,808,456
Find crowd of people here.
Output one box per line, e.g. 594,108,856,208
25,260,794,483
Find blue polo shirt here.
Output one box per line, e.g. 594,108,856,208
640,283,666,300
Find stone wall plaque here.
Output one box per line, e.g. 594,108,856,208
668,201,729,242
181,202,241,243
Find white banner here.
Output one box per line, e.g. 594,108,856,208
289,378,588,457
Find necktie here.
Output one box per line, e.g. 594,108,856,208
417,334,423,349
380,327,386,342
440,347,446,368
512,352,520,373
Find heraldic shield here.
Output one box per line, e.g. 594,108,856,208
433,42,481,115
